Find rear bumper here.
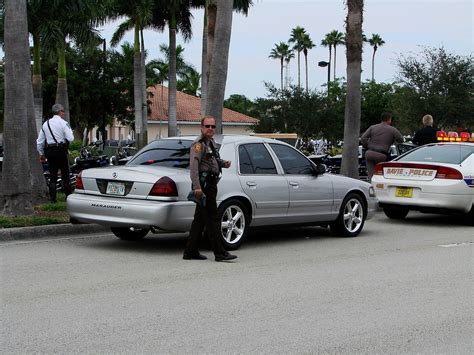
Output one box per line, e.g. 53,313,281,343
67,193,195,231
374,188,472,213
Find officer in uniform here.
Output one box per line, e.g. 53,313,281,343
361,112,404,181
183,115,237,262
37,104,74,202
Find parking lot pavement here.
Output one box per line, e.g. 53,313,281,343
0,223,109,242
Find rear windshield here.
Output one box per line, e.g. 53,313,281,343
398,144,474,164
127,139,193,169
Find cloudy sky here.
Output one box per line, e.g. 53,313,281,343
88,0,473,99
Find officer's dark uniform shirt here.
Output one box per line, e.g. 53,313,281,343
412,126,440,146
190,135,221,190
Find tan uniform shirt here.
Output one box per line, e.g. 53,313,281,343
189,135,221,190
361,122,404,154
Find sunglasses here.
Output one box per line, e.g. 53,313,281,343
204,124,216,129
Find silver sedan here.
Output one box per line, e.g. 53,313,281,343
68,135,378,249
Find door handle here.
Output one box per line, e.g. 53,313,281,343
246,182,257,187
289,181,299,187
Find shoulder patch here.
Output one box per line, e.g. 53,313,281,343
194,143,203,153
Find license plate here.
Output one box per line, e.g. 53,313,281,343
395,187,413,198
106,182,125,196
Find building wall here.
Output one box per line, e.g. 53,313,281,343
89,119,255,143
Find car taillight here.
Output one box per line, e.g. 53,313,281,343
374,163,384,175
435,166,463,179
75,172,84,189
149,176,178,197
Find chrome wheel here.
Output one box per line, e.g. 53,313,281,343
342,198,364,233
330,193,366,237
218,199,249,250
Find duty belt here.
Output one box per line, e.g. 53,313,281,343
199,171,219,185
46,143,66,148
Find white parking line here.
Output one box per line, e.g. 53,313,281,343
438,241,474,248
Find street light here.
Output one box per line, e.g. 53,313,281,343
318,60,331,93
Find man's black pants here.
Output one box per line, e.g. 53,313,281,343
185,183,226,256
45,146,71,201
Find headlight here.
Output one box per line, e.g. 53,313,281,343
369,186,376,197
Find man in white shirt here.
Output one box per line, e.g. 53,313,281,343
37,104,74,202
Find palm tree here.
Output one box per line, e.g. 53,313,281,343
26,0,51,132
330,30,345,80
284,50,295,89
2,0,33,215
289,26,306,88
177,69,201,96
48,1,106,125
321,33,333,77
205,0,234,134
340,0,364,179
200,0,251,118
110,1,163,147
301,33,315,92
269,42,293,90
368,33,385,81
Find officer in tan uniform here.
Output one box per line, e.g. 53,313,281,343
361,112,404,181
183,116,237,262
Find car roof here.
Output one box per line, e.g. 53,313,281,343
158,134,291,145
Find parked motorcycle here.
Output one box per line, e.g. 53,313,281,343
43,140,110,192
110,140,136,165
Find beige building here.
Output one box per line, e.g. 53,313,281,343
97,85,258,143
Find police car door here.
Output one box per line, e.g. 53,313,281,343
237,143,290,225
269,143,334,223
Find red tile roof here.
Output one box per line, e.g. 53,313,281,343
147,85,258,124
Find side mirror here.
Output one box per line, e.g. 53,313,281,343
314,164,326,175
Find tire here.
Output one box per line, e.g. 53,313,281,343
383,206,409,220
218,199,249,250
111,227,149,241
330,193,366,237
464,206,474,226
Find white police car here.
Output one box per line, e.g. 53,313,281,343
372,131,474,224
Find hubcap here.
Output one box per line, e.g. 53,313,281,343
221,205,245,244
343,198,363,233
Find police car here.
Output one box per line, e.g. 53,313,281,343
372,131,474,224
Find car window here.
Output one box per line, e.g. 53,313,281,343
127,139,193,169
239,143,277,175
398,144,474,164
270,143,314,175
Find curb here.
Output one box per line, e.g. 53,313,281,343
0,223,110,242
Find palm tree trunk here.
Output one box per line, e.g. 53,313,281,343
340,0,363,179
205,0,233,134
168,26,178,137
133,24,143,147
203,1,217,118
371,48,376,81
280,57,284,91
297,51,301,88
140,30,148,144
1,0,33,215
32,31,43,133
200,6,208,117
27,75,49,203
56,39,70,124
333,45,337,81
304,53,309,92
